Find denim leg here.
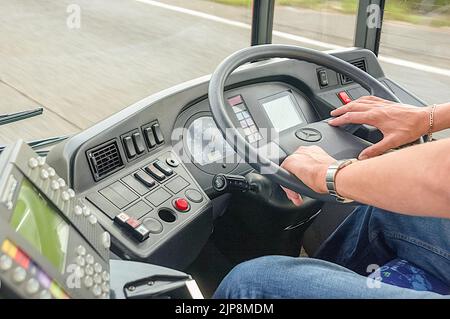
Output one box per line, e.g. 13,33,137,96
315,206,450,285
213,256,444,299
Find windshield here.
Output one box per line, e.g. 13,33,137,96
1,0,449,146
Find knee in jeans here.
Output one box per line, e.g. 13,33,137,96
214,256,292,298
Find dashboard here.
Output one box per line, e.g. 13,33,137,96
45,48,426,270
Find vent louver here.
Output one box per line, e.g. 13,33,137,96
87,140,124,181
340,59,367,85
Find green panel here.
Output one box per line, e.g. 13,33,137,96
10,179,69,272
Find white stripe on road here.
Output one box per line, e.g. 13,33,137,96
137,0,450,78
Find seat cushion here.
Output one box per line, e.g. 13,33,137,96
369,258,450,295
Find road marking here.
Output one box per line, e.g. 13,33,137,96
137,0,450,78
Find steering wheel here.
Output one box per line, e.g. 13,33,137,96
208,45,401,203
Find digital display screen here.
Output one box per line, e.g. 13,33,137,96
262,95,304,132
10,179,69,272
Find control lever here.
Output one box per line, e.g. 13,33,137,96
212,174,256,193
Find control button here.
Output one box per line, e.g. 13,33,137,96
146,188,171,207
143,127,157,148
246,118,255,126
94,263,102,274
12,266,27,283
102,271,110,282
173,198,190,212
318,69,329,87
114,213,130,227
39,290,52,299
28,158,39,169
40,169,49,180
213,175,227,191
153,160,174,176
84,276,94,288
86,254,94,265
25,278,40,295
185,189,204,203
145,164,166,182
74,205,83,216
133,225,150,242
166,157,179,168
82,206,91,217
102,232,111,250
123,136,137,158
50,180,60,191
152,123,164,144
37,156,46,166
76,256,86,267
57,178,66,188
61,191,70,202
143,218,163,234
134,171,156,188
132,132,145,154
338,91,352,105
88,215,97,225
165,176,189,194
0,254,13,271
85,266,94,276
67,189,76,199
76,245,86,256
236,113,244,121
125,217,141,230
47,167,56,178
242,111,250,119
92,285,102,298
94,274,102,285
240,120,249,128
75,266,85,279
102,282,110,293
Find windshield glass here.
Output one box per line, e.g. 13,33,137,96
0,0,252,145
1,1,449,146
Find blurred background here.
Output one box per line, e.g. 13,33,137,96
0,0,449,146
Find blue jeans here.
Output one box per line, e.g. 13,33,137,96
214,206,450,299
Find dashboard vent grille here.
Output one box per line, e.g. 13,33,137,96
87,140,124,181
340,59,367,84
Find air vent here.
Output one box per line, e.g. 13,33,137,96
340,59,367,85
87,140,124,181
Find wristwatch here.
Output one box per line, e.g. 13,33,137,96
326,159,357,203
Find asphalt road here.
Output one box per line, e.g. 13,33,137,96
0,0,449,144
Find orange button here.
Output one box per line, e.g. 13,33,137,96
338,91,352,105
174,198,189,212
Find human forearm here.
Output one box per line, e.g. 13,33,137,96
335,139,450,218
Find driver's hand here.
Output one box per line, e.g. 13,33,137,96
329,96,430,160
281,146,336,206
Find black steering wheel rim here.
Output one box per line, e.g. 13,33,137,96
208,44,399,202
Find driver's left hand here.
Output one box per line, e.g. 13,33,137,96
281,146,336,206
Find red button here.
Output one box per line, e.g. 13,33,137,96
126,218,141,229
174,198,190,212
337,91,352,105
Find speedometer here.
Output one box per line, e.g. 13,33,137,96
185,116,235,166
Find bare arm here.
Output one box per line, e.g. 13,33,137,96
335,138,450,218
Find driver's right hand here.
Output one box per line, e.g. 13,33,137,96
328,96,430,160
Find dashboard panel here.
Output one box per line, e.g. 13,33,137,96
45,48,427,269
